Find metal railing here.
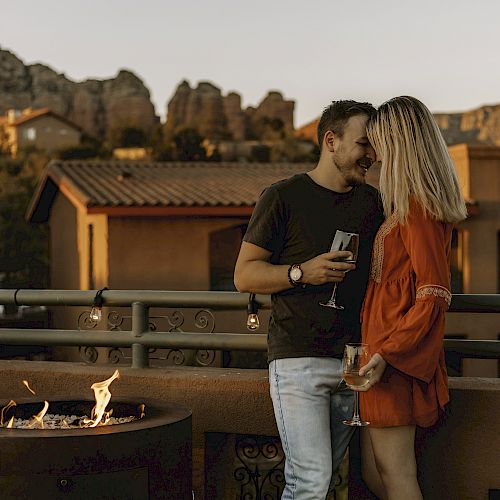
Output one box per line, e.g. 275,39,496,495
0,289,499,368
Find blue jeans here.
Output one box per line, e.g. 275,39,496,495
269,357,354,500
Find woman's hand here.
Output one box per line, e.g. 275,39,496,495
351,353,387,391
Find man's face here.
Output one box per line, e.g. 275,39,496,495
331,114,376,187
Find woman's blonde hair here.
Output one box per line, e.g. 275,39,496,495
367,96,467,224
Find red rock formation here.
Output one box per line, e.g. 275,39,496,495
165,81,295,141
0,47,158,143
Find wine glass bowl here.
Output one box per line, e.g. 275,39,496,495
342,343,370,426
320,230,359,309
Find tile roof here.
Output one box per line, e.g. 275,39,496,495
28,160,314,221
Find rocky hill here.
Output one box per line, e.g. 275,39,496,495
164,80,295,141
0,47,158,143
3,46,500,148
296,104,500,147
434,105,500,146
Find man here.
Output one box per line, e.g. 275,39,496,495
234,100,384,499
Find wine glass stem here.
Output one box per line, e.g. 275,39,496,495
353,391,360,421
330,283,339,303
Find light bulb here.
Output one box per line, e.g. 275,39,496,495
246,313,260,330
89,306,102,323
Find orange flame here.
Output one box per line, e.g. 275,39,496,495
83,370,120,428
139,404,146,419
27,401,49,429
1,400,17,427
22,380,36,395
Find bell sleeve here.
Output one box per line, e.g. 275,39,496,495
378,202,452,383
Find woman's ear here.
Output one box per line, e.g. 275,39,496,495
324,130,336,152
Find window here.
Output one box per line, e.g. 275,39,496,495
24,127,36,141
450,228,464,293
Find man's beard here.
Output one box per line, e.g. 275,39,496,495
333,158,365,187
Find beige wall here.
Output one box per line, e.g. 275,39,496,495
107,216,248,290
50,194,80,289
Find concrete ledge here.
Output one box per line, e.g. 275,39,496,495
0,361,498,500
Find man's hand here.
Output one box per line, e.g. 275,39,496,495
351,353,387,392
301,251,355,285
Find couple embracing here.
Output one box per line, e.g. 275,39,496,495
234,97,467,500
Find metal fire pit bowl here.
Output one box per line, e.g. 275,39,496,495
0,399,192,499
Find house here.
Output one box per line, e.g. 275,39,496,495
26,156,499,376
27,161,320,292
0,108,81,157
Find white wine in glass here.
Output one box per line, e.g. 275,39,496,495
320,230,359,309
342,343,370,426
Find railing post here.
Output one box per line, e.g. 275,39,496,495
131,301,150,368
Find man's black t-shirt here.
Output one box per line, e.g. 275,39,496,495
243,173,384,362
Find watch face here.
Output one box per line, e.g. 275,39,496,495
290,266,302,282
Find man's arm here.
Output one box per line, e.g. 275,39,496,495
234,241,355,294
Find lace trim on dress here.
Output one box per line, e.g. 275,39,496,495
416,285,452,307
370,213,398,283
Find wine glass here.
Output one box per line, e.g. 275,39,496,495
342,343,370,426
320,230,359,309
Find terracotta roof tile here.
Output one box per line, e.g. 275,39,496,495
44,160,314,208
6,108,82,132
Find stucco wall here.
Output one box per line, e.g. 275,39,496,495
49,193,79,289
107,216,248,290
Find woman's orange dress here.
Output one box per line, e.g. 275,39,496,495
360,200,452,428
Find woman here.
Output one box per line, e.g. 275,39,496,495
355,96,467,499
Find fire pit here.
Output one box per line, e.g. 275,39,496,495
0,376,192,499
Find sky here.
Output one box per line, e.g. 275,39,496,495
3,0,500,127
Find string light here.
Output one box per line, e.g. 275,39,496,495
246,293,260,331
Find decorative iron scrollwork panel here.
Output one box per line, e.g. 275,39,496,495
77,307,218,366
234,435,285,500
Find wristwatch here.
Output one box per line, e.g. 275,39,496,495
288,264,303,287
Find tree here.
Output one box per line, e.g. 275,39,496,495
0,156,49,289
250,145,271,163
117,127,147,148
172,128,207,161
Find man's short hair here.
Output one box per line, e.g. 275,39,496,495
317,100,376,149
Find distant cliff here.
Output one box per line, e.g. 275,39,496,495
434,104,500,146
296,104,500,147
0,47,158,143
164,80,295,141
3,46,500,148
